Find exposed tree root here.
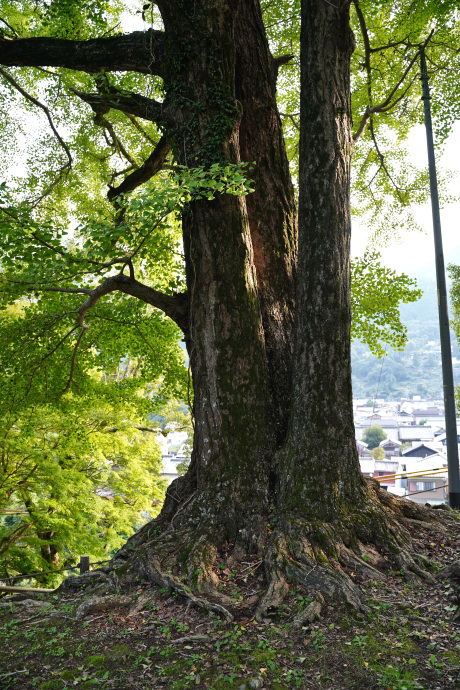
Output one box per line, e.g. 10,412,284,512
49,478,457,625
291,592,324,629
75,594,133,620
255,480,450,621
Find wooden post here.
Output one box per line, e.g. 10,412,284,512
79,555,90,574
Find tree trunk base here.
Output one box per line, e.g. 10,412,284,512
256,479,447,620
57,479,453,623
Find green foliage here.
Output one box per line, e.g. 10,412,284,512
2,0,449,371
351,251,422,357
0,161,252,412
264,0,460,242
0,386,167,586
362,425,387,450
0,2,458,579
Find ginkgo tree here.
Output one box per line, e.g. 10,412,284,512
0,0,458,616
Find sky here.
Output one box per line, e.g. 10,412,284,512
351,123,460,276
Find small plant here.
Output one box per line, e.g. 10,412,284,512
296,594,313,613
284,668,304,688
309,630,327,651
426,653,444,673
377,664,424,689
221,672,238,684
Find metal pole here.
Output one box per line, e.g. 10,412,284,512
420,48,460,508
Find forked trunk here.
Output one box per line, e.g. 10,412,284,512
3,0,444,615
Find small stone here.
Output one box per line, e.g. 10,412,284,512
238,685,247,690
291,600,322,629
248,679,263,689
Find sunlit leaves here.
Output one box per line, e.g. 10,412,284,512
263,0,460,244
0,392,167,584
351,251,422,357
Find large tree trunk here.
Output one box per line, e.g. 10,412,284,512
0,0,445,618
252,0,440,619
110,0,298,590
281,0,363,518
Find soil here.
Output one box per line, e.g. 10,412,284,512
1,507,460,690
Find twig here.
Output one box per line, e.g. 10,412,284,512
62,326,88,394
0,67,72,205
0,670,28,681
0,16,19,38
124,112,157,145
128,211,172,263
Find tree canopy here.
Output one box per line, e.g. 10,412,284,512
362,425,387,450
1,0,446,389
0,388,166,586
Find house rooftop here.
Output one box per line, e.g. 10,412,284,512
398,427,434,441
401,442,442,457
380,438,401,447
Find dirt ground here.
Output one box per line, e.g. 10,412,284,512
1,506,460,689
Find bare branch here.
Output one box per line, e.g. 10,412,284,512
0,67,72,204
0,17,19,38
280,112,300,131
367,118,407,200
352,1,434,141
273,53,295,75
353,105,370,142
68,273,188,332
369,36,413,53
41,287,93,296
105,424,189,437
370,41,430,114
127,259,135,280
124,113,158,145
93,112,139,167
62,327,88,394
129,211,172,263
71,85,166,124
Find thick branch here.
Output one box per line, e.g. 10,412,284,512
273,53,295,77
71,86,167,124
76,274,188,332
38,275,188,332
108,135,171,200
0,30,166,76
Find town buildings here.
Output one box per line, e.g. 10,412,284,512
354,397,452,506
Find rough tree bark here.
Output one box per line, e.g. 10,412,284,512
0,0,446,617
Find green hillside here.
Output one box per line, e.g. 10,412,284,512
351,261,460,400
